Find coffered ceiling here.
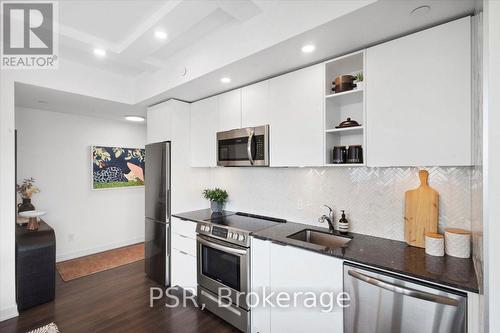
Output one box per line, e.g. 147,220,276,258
56,0,380,78
57,0,274,76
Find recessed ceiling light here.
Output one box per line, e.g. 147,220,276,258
301,44,316,53
410,5,431,16
154,30,168,40
220,77,231,84
125,116,145,122
93,48,106,58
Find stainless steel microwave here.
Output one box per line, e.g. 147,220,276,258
216,125,269,167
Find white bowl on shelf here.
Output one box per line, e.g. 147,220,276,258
19,210,46,218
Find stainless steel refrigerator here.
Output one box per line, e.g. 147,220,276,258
144,141,171,286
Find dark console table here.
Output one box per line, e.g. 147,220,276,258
15,220,56,311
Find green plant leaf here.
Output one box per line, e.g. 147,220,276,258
202,188,228,204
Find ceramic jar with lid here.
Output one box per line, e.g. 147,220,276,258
444,228,471,258
425,232,444,256
347,145,363,164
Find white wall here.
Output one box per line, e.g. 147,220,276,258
15,107,146,261
0,76,18,322
1,59,135,321
471,12,485,333
484,1,500,332
209,166,472,241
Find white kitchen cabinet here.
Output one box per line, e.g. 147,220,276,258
171,217,198,295
190,96,218,167
366,17,471,167
251,237,343,333
147,100,202,212
269,242,343,333
147,100,208,212
172,217,197,239
171,249,197,294
218,89,242,132
242,80,270,128
147,99,191,145
171,218,197,257
147,101,173,144
269,64,324,167
250,237,272,333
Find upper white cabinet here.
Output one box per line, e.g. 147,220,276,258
366,17,471,167
218,89,242,132
242,80,270,128
186,18,471,168
269,64,324,167
147,100,209,211
147,101,173,144
190,96,218,167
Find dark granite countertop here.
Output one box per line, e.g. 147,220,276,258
254,221,478,293
173,209,236,223
173,209,478,293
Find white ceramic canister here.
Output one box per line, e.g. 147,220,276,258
425,232,445,256
444,228,471,258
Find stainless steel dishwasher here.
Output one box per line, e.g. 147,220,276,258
343,263,467,333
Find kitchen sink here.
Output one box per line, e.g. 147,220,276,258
287,229,351,249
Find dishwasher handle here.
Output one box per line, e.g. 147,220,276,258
348,270,459,306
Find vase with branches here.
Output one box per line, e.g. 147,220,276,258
16,177,40,213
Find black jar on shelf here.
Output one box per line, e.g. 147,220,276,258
332,146,347,164
347,145,363,164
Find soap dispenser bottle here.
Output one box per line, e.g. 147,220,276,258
338,210,349,234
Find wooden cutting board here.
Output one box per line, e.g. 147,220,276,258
404,170,439,248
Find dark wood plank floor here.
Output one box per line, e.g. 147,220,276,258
0,260,239,333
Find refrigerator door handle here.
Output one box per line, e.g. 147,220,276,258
166,223,171,256
347,270,459,306
166,142,171,223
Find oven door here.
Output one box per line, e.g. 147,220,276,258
217,125,269,167
197,235,250,310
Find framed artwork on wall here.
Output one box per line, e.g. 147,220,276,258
91,145,145,189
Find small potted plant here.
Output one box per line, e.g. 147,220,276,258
354,72,364,89
203,188,228,213
16,177,40,213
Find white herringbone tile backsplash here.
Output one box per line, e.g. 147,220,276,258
209,166,472,241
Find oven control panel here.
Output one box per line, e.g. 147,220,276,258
197,223,249,246
211,226,228,238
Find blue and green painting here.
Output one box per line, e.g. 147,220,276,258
92,146,145,189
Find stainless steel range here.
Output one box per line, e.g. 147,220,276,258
196,212,286,332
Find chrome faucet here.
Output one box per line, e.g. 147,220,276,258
319,204,335,232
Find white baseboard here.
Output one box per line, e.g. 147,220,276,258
56,237,144,262
0,304,18,322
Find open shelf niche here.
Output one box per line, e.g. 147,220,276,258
323,50,366,166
